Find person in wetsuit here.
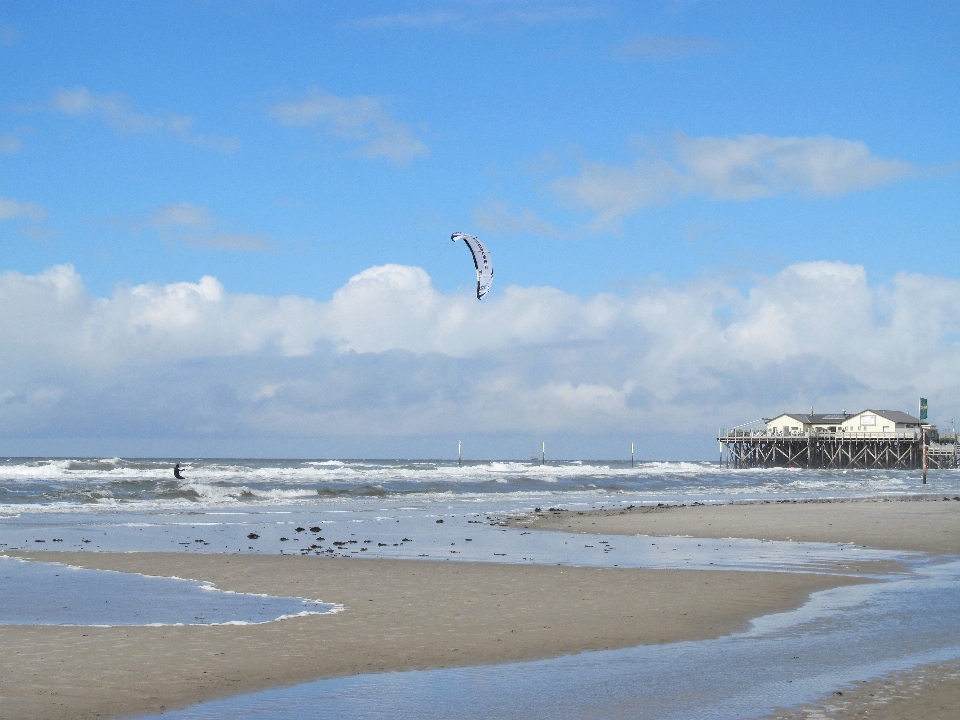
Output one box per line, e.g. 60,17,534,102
174,463,185,480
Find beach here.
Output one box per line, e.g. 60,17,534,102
1,461,959,719
0,551,860,720
510,497,960,719
506,496,960,554
762,658,960,719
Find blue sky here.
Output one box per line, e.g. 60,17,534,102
2,1,959,458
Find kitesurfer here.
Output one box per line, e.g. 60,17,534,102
174,463,185,480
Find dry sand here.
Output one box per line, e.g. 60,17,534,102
506,497,960,554
0,552,862,720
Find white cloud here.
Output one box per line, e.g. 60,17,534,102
617,35,724,59
346,5,605,30
676,134,915,199
345,10,461,29
0,133,21,153
473,201,564,237
270,90,428,165
551,134,917,229
187,233,274,252
145,202,274,252
0,196,45,221
148,201,211,228
0,25,18,46
2,260,959,453
50,87,239,153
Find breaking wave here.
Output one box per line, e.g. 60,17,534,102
0,457,956,513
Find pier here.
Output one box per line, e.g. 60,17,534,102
719,409,959,469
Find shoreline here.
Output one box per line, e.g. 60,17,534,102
1,552,863,720
2,497,958,719
760,658,960,720
505,497,960,719
504,495,960,555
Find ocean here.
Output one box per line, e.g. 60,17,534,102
3,457,957,513
3,456,955,557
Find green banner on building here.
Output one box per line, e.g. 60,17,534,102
920,397,928,421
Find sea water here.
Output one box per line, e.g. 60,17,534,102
3,457,958,513
0,555,338,626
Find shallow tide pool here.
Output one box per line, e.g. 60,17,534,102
0,556,339,626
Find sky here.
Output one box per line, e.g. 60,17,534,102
2,0,959,459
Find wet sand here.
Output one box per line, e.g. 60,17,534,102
762,658,960,720
0,552,862,720
509,498,960,717
506,496,960,554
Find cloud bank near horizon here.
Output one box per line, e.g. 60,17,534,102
2,260,958,455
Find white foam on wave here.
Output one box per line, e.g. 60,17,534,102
0,457,765,488
4,457,959,517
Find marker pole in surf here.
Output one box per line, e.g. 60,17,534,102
922,428,928,484
541,442,545,466
458,440,462,467
631,442,634,468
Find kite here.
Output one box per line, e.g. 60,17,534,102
451,231,493,299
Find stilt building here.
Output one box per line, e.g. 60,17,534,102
719,409,958,469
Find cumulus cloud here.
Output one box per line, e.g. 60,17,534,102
2,260,959,455
0,196,45,221
50,87,239,153
551,133,917,229
617,35,724,59
270,90,428,165
144,202,274,252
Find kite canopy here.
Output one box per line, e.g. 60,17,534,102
451,231,493,299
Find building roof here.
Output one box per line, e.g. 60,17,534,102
765,410,922,425
854,409,922,424
766,413,852,425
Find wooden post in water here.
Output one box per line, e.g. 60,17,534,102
541,441,545,466
458,440,462,467
631,442,635,468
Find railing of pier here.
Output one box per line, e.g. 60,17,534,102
718,429,923,441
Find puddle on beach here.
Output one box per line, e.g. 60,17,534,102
142,560,960,720
0,556,338,626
